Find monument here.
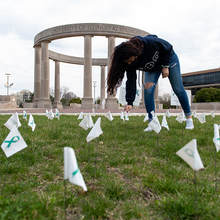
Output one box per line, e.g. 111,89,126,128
33,23,151,109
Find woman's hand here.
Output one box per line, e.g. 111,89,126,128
124,105,132,112
162,67,169,78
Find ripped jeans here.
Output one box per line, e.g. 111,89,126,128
144,52,192,122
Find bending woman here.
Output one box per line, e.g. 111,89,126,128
107,34,194,130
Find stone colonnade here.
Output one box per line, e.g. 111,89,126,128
33,23,160,109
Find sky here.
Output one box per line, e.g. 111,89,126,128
0,0,220,99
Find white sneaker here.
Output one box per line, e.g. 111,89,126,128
144,126,153,132
185,120,194,130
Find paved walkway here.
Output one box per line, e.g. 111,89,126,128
0,108,219,116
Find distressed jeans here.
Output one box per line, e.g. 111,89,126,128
144,52,192,122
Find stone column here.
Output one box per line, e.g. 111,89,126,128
154,82,162,109
99,65,106,108
53,61,63,109
105,36,118,109
33,45,41,108
81,35,93,109
38,41,51,108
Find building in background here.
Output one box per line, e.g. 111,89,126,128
182,67,220,97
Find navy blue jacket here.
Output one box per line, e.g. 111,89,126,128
126,35,174,105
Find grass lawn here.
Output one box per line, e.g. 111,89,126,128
0,113,219,220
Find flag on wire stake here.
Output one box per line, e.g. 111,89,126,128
23,110,27,121
23,110,28,134
161,115,169,130
28,115,36,131
149,114,161,155
79,119,89,130
176,139,204,219
4,112,21,130
197,113,207,147
143,114,149,122
92,108,95,117
165,110,171,118
55,108,59,120
1,127,27,158
84,113,94,128
120,111,124,121
64,147,87,219
86,117,103,183
176,112,185,145
86,117,103,142
48,109,54,120
124,111,129,121
77,112,83,120
213,124,220,191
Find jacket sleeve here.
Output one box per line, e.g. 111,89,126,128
125,68,137,106
157,39,173,67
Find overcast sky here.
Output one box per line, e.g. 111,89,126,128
0,0,219,99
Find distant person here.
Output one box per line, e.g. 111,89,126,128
107,35,194,130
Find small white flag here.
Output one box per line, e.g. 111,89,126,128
48,109,54,120
143,114,149,122
55,108,59,120
176,112,186,124
84,113,94,128
92,108,95,117
161,115,169,130
165,110,171,118
1,127,27,157
105,111,113,121
79,119,89,130
46,110,49,119
124,111,129,121
23,110,27,121
4,112,21,130
64,147,87,191
213,124,220,152
192,110,197,118
86,117,103,142
197,113,206,124
149,115,161,133
28,115,36,131
210,111,215,118
176,139,204,171
150,110,155,118
77,112,84,120
120,111,124,121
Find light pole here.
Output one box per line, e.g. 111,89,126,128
4,73,13,95
93,81,97,109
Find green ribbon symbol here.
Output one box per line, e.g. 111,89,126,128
4,136,20,148
72,166,79,177
136,90,140,96
185,149,194,158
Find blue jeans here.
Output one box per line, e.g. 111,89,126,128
144,52,192,121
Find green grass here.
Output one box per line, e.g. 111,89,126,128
0,114,219,219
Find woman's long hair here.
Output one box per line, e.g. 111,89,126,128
107,37,143,95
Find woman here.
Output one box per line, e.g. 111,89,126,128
107,34,194,130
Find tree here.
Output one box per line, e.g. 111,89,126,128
193,87,220,102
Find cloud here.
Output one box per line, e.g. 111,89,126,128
0,0,219,98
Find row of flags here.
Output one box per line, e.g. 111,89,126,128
0,109,220,192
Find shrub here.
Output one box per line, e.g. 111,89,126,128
69,97,82,105
193,87,220,102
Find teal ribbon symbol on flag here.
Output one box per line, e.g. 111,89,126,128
72,166,79,177
185,149,194,158
4,136,20,148
136,90,140,96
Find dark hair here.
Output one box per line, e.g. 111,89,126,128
107,37,143,95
